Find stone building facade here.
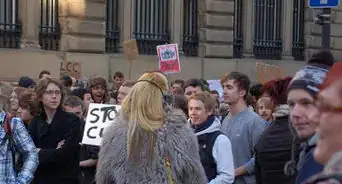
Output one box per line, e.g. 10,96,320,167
0,0,341,83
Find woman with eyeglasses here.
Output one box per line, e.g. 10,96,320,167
28,77,82,184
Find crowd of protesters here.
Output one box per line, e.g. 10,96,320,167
0,50,342,184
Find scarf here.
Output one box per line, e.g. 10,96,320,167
273,104,290,118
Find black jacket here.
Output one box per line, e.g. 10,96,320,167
254,116,300,184
29,108,81,184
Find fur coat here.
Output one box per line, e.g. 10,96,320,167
96,107,208,184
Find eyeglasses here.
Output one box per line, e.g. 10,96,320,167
92,86,105,91
315,100,342,113
45,90,61,96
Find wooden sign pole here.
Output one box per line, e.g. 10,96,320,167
128,59,132,80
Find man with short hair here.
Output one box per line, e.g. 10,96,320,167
210,90,220,101
171,79,185,95
71,88,94,118
189,92,234,183
63,96,84,119
112,71,124,92
38,70,51,80
63,95,98,184
184,79,205,99
117,80,136,104
286,51,334,184
220,72,266,184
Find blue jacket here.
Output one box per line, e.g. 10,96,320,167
296,135,323,184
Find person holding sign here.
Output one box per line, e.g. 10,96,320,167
96,71,207,184
28,78,81,184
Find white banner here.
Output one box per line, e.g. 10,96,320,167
207,80,223,101
81,103,121,146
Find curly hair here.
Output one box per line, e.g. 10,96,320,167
263,77,292,105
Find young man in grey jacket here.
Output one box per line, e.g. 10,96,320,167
220,72,267,184
188,92,234,184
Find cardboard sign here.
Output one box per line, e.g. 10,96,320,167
123,39,139,61
60,60,81,80
256,62,284,84
81,103,121,146
157,44,181,74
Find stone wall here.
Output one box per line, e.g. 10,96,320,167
59,0,106,53
198,0,234,58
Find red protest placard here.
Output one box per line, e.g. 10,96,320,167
157,44,181,74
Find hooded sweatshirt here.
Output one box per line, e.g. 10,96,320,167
193,115,235,184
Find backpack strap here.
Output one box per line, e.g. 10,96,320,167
220,113,228,123
206,131,222,158
4,113,13,135
4,114,16,171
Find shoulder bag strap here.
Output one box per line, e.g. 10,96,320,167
164,156,174,184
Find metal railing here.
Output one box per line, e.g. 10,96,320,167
233,0,243,58
253,0,283,60
106,0,120,53
0,0,21,49
183,0,198,57
292,0,305,60
133,0,170,55
39,0,60,51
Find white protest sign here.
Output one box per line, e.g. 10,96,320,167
81,103,121,146
207,80,223,101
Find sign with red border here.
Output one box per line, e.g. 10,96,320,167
157,44,181,74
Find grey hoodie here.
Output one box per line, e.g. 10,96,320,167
96,107,208,184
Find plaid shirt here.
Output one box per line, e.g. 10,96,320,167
0,111,38,184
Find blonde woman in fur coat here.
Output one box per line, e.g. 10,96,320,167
96,71,207,184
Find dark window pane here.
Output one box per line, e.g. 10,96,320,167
0,0,21,49
39,0,60,51
133,0,170,55
106,0,120,53
292,0,305,60
183,0,198,57
253,0,283,60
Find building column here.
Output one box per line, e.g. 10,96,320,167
19,0,41,49
169,0,183,50
198,0,234,58
282,0,294,59
123,0,133,41
59,0,105,53
244,0,254,56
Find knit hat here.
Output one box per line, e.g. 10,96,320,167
18,76,36,88
288,51,335,97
